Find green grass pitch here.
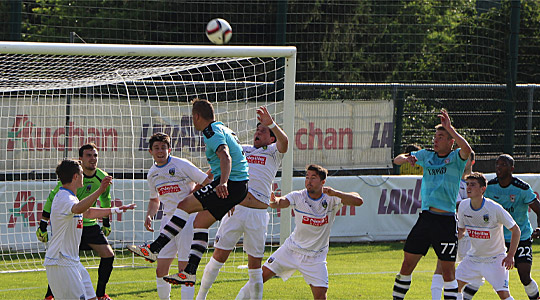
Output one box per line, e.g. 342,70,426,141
1,242,539,299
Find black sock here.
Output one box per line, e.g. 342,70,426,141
96,256,114,297
149,234,170,253
45,284,53,298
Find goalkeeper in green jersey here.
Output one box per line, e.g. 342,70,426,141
37,143,115,300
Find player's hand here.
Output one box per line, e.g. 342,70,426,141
532,227,540,239
145,215,154,232
437,109,452,130
102,226,111,237
405,154,418,166
323,186,337,196
502,255,514,270
118,203,137,212
256,106,274,127
99,176,113,192
269,192,278,209
36,227,48,243
215,182,228,198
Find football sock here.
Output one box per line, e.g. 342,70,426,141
150,209,188,253
392,273,411,300
156,276,171,300
181,284,195,300
431,274,444,300
503,297,514,300
185,228,209,275
45,285,53,298
248,268,264,300
443,280,459,300
96,256,114,297
525,279,539,299
197,257,224,300
235,282,251,300
462,284,479,300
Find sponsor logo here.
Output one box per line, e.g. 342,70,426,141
302,215,329,227
8,191,43,228
427,167,447,176
464,214,473,218
246,155,266,165
157,185,181,195
296,122,354,150
467,229,490,239
77,219,83,229
138,118,205,152
378,179,422,215
169,168,176,176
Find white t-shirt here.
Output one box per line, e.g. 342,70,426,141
458,197,516,258
284,189,342,256
242,143,283,205
148,156,208,216
44,188,83,266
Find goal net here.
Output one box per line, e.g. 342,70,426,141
0,42,296,273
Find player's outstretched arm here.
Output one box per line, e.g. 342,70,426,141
323,186,363,206
393,153,417,166
438,109,472,160
257,106,289,153
72,176,112,214
84,203,137,219
503,224,521,270
528,199,540,238
269,193,290,209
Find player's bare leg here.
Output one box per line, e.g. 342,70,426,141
516,262,539,299
89,243,114,300
310,285,327,300
393,252,422,299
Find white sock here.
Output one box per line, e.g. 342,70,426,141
235,282,251,300
431,274,444,300
503,297,514,300
248,268,263,300
157,276,171,300
525,279,539,298
196,257,224,300
181,285,195,300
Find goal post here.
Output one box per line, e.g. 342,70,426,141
0,41,296,272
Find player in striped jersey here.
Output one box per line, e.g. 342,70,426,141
235,164,363,300
456,172,520,300
144,132,211,300
197,106,288,300
392,109,472,300
485,154,540,300
37,143,117,300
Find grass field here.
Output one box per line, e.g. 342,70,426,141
1,242,539,299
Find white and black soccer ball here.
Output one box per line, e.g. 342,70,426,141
206,18,232,45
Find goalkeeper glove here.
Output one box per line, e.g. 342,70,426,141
36,219,48,243
102,217,111,236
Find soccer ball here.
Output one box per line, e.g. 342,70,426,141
206,18,232,45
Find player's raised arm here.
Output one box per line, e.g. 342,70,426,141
257,106,288,153
438,109,472,160
393,153,418,166
72,176,112,214
323,186,363,206
84,203,136,219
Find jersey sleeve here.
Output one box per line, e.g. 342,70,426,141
55,193,78,216
99,184,112,208
147,172,158,199
522,186,537,205
411,149,426,167
206,128,227,154
43,181,62,217
183,159,209,184
284,190,302,206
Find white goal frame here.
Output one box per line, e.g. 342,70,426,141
0,41,295,270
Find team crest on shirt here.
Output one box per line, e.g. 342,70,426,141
215,235,220,244
483,214,490,223
510,195,515,202
267,257,275,264
169,168,176,176
85,184,92,192
322,199,328,209
444,158,450,164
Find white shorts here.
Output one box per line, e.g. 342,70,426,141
263,244,328,288
214,205,269,258
457,235,471,263
158,213,196,261
456,254,508,291
46,262,96,300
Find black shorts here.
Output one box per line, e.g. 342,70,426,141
506,238,533,265
403,210,458,261
79,224,109,251
194,178,248,221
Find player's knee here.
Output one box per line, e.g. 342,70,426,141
213,248,230,263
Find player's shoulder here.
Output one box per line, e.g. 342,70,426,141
95,168,109,179
487,177,499,186
203,121,220,138
510,177,531,191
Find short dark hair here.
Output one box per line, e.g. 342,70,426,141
79,143,98,158
192,98,215,120
434,124,451,136
56,159,81,184
497,154,514,167
149,132,171,149
466,172,487,188
256,122,276,143
306,164,328,181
